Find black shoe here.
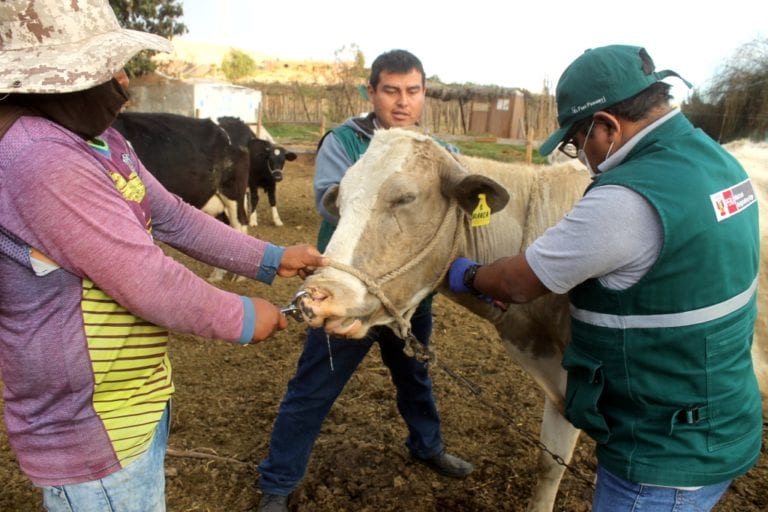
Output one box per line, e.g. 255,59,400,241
415,450,474,478
258,493,289,512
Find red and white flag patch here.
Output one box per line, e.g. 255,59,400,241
710,178,756,222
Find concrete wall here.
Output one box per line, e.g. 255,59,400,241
193,82,261,123
126,81,196,116
126,79,261,123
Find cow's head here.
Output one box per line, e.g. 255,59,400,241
298,128,508,339
251,140,297,182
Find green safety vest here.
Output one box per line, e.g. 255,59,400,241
565,115,762,486
316,124,370,252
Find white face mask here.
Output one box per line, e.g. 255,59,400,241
577,120,616,177
577,121,596,176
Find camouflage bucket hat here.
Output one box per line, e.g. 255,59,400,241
0,0,173,94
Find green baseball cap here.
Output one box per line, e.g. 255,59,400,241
539,45,691,156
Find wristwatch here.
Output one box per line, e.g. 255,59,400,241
463,264,481,295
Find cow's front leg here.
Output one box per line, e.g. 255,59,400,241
221,196,246,233
267,187,282,226
527,397,581,512
248,191,259,227
271,206,283,227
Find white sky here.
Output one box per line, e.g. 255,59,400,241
178,0,766,101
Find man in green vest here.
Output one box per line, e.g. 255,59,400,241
448,45,762,511
258,49,473,512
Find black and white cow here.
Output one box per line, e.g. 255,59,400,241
113,112,251,233
216,116,297,227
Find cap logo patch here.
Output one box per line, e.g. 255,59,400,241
570,96,606,116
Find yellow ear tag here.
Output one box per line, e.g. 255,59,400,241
471,193,491,227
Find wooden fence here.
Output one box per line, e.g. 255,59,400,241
255,82,557,142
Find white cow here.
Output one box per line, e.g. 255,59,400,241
297,128,767,512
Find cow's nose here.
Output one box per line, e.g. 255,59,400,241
272,171,284,182
298,287,333,319
296,291,317,320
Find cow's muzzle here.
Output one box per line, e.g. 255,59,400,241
296,282,370,338
280,290,310,321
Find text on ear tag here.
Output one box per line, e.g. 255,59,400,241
471,193,491,227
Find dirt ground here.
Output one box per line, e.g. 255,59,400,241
1,153,766,512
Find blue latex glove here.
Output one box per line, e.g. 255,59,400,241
448,257,481,294
448,257,509,311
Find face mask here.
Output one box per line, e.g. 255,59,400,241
12,78,129,140
577,121,596,176
577,121,617,177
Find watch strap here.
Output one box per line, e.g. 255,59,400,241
463,264,481,295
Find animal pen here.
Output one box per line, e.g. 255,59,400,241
126,75,558,143
255,81,558,142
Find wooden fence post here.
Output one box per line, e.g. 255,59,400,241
294,81,312,123
257,101,263,135
526,128,534,164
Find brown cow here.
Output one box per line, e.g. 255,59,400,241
295,128,768,512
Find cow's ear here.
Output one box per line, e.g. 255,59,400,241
453,175,510,214
286,152,297,161
322,185,341,220
439,157,509,214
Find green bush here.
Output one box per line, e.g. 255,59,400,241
222,49,257,82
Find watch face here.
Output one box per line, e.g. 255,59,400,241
464,264,479,292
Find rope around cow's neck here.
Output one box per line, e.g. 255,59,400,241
376,200,460,287
315,188,605,486
323,200,464,364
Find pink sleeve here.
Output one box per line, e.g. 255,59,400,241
137,154,274,277
6,138,252,342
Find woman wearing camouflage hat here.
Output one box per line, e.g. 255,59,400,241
0,1,325,510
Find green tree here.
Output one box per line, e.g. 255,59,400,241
109,0,187,77
221,49,257,81
333,43,367,84
328,44,367,121
681,91,723,140
683,36,768,142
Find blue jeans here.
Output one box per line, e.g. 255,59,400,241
42,403,171,512
258,311,443,495
593,465,732,512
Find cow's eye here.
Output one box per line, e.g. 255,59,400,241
390,193,416,208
